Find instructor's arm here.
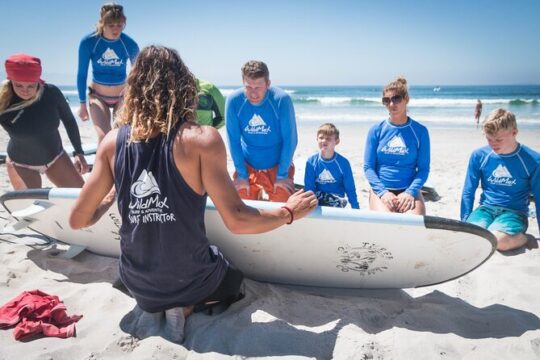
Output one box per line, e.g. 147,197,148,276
69,130,117,229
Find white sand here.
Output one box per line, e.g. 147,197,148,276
1,120,540,359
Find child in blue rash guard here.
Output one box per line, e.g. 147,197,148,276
77,4,139,143
461,109,540,251
363,76,430,215
226,60,298,202
304,123,359,209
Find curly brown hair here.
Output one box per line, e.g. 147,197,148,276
117,45,198,141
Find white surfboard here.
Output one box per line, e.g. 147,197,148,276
0,188,496,289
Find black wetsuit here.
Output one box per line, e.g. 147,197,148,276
0,84,84,166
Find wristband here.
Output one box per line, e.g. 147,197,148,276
281,206,294,225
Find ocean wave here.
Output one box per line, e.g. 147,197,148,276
293,97,540,107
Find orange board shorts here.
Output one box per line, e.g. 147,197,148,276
234,163,295,202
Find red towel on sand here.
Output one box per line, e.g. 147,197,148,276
0,289,82,340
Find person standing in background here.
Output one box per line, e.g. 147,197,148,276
474,99,483,129
77,3,139,143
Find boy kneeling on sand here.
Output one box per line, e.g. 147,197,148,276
460,108,540,251
304,123,359,209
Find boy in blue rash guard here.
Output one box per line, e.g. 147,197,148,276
363,77,430,215
226,60,298,202
77,4,139,143
305,123,359,209
461,109,540,251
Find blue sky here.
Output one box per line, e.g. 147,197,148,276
1,0,539,86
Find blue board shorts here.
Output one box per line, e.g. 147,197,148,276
466,205,528,235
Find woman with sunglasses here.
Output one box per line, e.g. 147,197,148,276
0,54,88,189
77,3,139,143
363,76,430,214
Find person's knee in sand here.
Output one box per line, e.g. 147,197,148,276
69,45,317,344
460,108,540,252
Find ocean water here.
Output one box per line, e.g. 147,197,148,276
60,85,540,129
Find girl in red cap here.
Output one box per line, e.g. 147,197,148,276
0,53,89,189
77,3,139,144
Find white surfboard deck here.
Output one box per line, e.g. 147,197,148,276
0,188,496,289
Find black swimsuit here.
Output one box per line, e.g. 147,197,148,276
0,84,84,166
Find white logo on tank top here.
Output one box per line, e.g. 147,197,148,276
381,135,409,155
317,169,336,184
127,169,176,225
244,114,271,135
488,164,516,186
97,48,123,67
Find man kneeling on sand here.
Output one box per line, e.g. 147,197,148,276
460,108,540,251
69,45,317,344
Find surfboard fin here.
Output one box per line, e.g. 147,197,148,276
2,218,35,233
11,200,52,218
62,245,87,259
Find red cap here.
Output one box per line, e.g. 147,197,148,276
5,53,44,83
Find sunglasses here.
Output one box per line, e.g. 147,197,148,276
382,95,403,106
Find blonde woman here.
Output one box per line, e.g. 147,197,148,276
0,54,88,189
70,46,316,343
77,3,139,143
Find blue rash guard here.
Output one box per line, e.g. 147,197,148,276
460,144,540,232
77,32,139,103
226,86,297,179
304,152,359,209
363,117,430,197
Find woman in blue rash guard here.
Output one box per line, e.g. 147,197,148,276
363,76,430,215
77,3,139,143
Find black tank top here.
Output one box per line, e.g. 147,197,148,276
115,123,227,312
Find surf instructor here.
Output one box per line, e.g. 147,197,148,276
69,46,317,344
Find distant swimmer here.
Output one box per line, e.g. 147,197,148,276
474,99,483,128
461,109,540,251
69,46,317,344
0,54,88,189
77,3,139,143
226,60,298,202
363,76,431,215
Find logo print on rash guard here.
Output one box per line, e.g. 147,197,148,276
244,114,271,135
381,135,409,155
317,169,336,184
127,169,176,225
488,164,516,186
97,48,124,67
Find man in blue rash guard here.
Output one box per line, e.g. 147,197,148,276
77,3,139,143
363,77,430,215
226,60,297,202
304,123,359,209
461,109,540,251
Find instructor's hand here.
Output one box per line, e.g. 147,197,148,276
284,189,318,222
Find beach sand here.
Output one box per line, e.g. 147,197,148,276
1,121,539,359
